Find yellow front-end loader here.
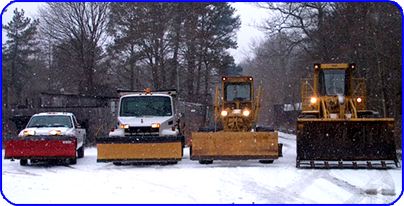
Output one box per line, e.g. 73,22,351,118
190,76,282,164
297,63,398,168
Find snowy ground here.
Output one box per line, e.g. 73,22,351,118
1,132,403,204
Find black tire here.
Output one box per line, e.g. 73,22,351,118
256,126,274,132
181,136,185,157
69,157,77,165
298,114,317,119
113,162,122,166
199,160,213,164
77,146,85,158
198,127,216,132
161,161,178,166
20,159,28,166
259,160,274,164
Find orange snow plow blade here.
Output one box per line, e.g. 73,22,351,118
190,131,280,161
96,136,183,164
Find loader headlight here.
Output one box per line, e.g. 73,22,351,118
221,110,229,117
356,97,362,104
310,97,317,104
120,124,130,129
242,109,251,117
24,130,36,136
49,130,61,135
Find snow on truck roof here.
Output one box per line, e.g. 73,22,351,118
33,112,74,116
118,88,176,97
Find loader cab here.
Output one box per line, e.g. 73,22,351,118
224,82,252,102
315,63,355,97
221,76,254,109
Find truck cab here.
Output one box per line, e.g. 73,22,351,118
97,89,184,165
109,89,180,137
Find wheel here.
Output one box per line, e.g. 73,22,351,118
113,162,122,166
77,146,85,158
298,114,317,119
69,157,77,165
181,136,185,157
161,161,178,166
256,126,274,132
198,127,216,132
259,160,274,164
20,159,28,166
199,160,213,164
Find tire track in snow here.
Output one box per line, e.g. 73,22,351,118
343,170,397,204
2,170,42,177
239,173,318,203
237,167,321,203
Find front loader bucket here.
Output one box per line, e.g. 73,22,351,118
96,135,183,164
190,131,280,162
296,118,398,168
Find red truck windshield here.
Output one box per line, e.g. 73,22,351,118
26,115,73,128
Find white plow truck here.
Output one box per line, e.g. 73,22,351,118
96,88,184,165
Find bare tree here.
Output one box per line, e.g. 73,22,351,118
38,2,109,95
244,2,401,136
255,2,335,61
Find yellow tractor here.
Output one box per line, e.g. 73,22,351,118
190,76,282,164
297,63,398,168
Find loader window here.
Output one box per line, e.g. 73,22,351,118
120,96,172,117
224,82,251,101
323,69,346,96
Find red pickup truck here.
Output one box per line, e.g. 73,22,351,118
4,112,86,166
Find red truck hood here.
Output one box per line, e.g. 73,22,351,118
18,127,73,137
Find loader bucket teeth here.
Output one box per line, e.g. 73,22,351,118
324,161,329,169
296,118,398,169
366,162,372,169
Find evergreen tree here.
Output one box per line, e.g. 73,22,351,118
2,8,39,108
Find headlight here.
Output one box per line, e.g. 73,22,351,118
23,130,36,136
242,110,251,117
220,110,229,117
310,97,317,104
49,130,61,135
120,124,130,129
151,123,160,128
356,97,362,103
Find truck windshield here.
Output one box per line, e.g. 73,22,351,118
26,115,73,128
224,82,251,101
323,69,346,96
120,96,172,117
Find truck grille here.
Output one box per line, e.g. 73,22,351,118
125,127,159,136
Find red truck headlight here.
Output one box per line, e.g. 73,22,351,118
49,130,62,135
23,130,36,136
